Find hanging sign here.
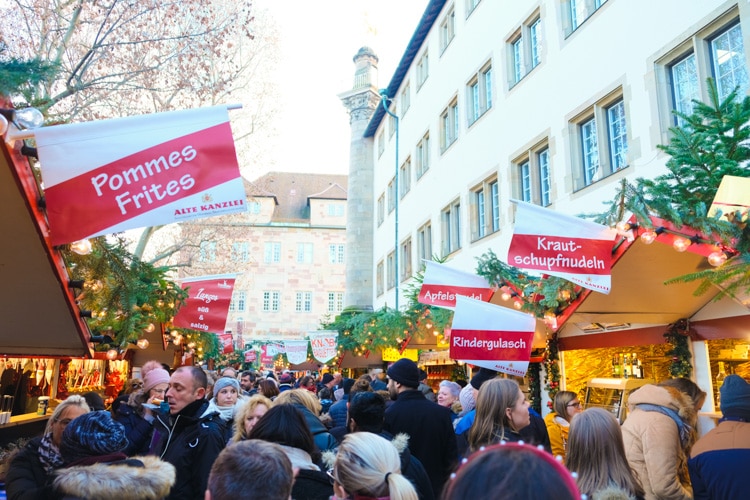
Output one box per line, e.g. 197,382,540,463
506,200,617,294
382,347,418,362
35,106,247,246
418,260,494,309
450,296,536,377
309,331,338,363
260,345,274,365
266,343,285,357
172,274,236,334
244,350,257,363
284,340,309,365
217,333,234,354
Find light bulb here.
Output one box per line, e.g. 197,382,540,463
640,231,657,244
144,323,156,333
513,299,524,310
14,107,44,129
106,349,119,360
501,291,512,301
136,338,149,349
615,221,631,234
673,237,691,252
70,239,93,255
708,251,728,267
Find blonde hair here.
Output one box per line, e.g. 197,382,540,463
232,394,274,442
333,432,417,500
468,378,521,452
45,395,90,435
275,389,322,416
566,408,644,498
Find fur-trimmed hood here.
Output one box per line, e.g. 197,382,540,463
590,485,638,500
53,455,176,499
627,384,697,425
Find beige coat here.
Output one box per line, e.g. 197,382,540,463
621,384,696,500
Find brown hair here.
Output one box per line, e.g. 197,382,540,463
257,378,280,399
566,407,644,498
552,391,578,422
207,440,293,500
467,378,521,452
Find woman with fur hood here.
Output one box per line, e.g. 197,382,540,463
54,410,175,500
621,378,705,500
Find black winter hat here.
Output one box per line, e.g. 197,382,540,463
321,373,334,385
60,411,129,464
720,374,750,419
342,378,356,396
470,368,498,390
387,358,420,388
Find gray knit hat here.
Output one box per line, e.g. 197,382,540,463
213,376,241,398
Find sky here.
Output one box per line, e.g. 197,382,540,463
254,0,429,176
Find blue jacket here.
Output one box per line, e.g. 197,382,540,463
688,418,750,500
328,396,348,428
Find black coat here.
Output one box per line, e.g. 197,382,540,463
113,401,154,456
291,468,333,500
4,437,60,500
384,390,458,497
150,399,226,500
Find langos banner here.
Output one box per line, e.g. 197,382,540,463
172,274,236,335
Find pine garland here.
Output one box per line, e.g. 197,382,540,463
527,361,542,414
663,319,693,378
543,333,561,409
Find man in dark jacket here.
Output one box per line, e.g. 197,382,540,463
328,377,355,428
348,391,435,500
384,358,457,497
150,366,226,500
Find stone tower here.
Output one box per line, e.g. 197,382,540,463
339,47,381,312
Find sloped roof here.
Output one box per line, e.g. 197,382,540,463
245,171,348,222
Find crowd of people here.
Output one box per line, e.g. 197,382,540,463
3,357,749,500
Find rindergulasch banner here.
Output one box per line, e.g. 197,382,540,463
418,260,494,309
450,296,536,377
172,274,236,335
35,106,247,246
507,201,617,294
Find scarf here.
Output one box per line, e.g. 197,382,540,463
279,445,319,471
38,432,64,473
636,403,691,447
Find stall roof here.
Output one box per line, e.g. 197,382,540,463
1,121,92,357
556,231,750,350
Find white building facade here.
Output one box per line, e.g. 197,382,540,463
344,0,750,311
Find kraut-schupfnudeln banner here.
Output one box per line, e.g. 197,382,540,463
35,106,246,245
506,200,617,294
450,296,536,377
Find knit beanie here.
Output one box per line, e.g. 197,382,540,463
387,358,420,388
342,378,355,396
720,374,750,420
321,373,334,385
459,383,476,414
60,411,128,464
470,368,498,390
141,360,170,395
213,376,241,398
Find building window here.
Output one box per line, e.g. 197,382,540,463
416,133,430,179
509,14,542,85
264,242,281,263
329,244,345,264
376,260,385,296
401,82,411,115
295,292,312,313
468,62,493,125
230,291,246,312
199,241,216,262
466,0,481,17
471,178,500,241
231,241,249,262
377,194,385,226
440,97,459,152
387,252,396,290
572,92,628,189
248,202,261,214
665,21,748,127
416,51,429,89
439,8,455,54
263,291,280,312
417,222,432,266
515,142,553,206
441,199,461,256
569,0,606,33
297,242,313,264
388,110,396,138
327,292,344,313
400,237,412,281
387,178,396,213
400,157,411,198
327,204,344,217
377,131,385,157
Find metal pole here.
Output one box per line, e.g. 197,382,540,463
381,94,399,311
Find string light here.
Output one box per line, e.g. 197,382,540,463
640,230,658,244
708,250,728,267
672,236,691,252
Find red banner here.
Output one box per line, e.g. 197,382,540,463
35,106,247,245
260,345,273,365
244,350,257,363
418,261,493,309
218,333,234,354
449,329,533,361
172,275,235,334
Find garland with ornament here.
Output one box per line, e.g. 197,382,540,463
527,361,542,414
663,319,693,378
544,333,561,409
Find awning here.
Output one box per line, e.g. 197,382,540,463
1,113,92,357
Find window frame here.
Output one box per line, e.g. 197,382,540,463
401,82,411,115
467,61,493,125
296,242,313,264
439,8,456,54
327,292,344,313
508,13,542,87
377,194,385,226
199,241,217,262
470,177,500,241
513,141,553,207
399,157,412,198
295,291,313,313
440,97,459,153
416,51,429,90
400,237,412,282
387,178,396,213
441,198,462,257
386,251,396,290
417,222,432,267
376,260,385,296
416,132,431,179
262,291,280,312
264,242,281,263
231,241,249,262
328,244,345,264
